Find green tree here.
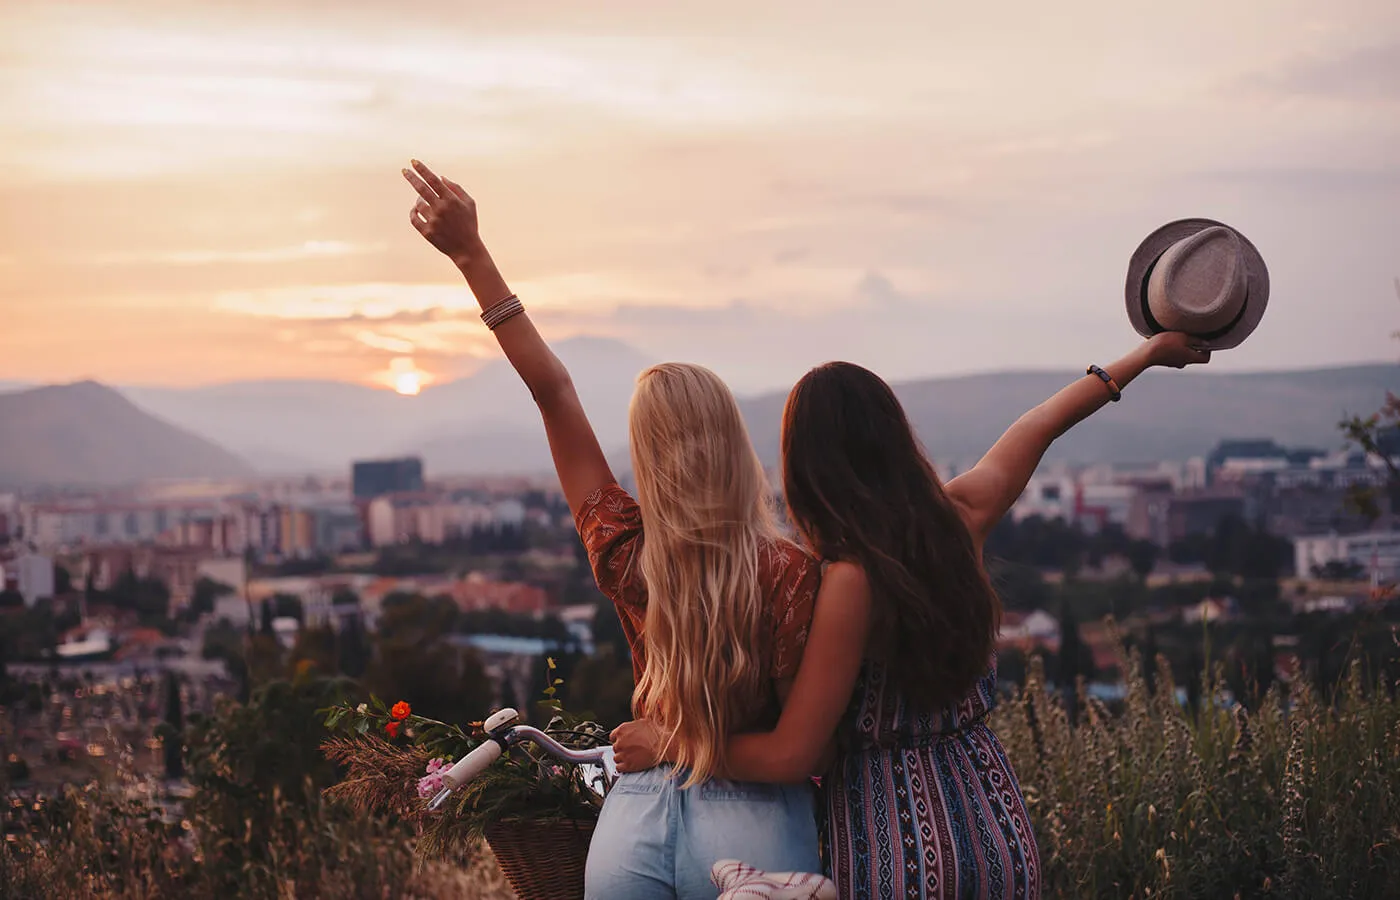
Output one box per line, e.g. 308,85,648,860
190,577,234,618
1204,515,1293,580
591,595,631,662
1055,604,1096,706
336,613,371,679
564,646,636,729
201,619,243,663
271,593,304,623
987,560,1055,611
1124,539,1159,581
245,632,285,688
53,564,73,596
1,600,58,661
289,624,338,678
331,588,360,608
366,594,491,724
106,570,171,620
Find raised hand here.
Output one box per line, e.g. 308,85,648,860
402,159,481,267
1144,331,1212,369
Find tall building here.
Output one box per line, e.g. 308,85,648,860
352,457,424,501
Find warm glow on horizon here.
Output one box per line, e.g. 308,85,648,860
389,357,426,396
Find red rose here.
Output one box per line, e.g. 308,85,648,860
385,720,401,738
391,701,411,721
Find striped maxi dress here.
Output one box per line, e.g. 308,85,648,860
822,658,1041,899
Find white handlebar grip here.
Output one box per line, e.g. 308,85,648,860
441,740,504,789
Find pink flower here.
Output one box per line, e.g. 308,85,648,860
416,773,444,799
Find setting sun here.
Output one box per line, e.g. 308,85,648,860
393,370,421,396
387,356,426,395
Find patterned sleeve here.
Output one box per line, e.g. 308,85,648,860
573,482,647,611
769,544,822,681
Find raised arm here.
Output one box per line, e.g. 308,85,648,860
403,160,614,517
945,332,1210,546
611,561,872,782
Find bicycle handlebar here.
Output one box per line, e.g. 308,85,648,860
427,708,617,811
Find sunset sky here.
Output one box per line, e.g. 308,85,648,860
1,0,1397,394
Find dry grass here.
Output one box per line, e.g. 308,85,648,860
991,621,1400,898
6,625,1397,898
0,777,516,899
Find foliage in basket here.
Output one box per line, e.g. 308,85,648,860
319,658,610,860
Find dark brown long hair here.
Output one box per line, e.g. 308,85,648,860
780,361,1001,710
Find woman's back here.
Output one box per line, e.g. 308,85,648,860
576,481,818,730
578,481,826,899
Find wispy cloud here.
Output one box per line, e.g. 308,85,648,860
212,283,472,320
93,240,380,267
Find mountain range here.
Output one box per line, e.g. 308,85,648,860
0,381,255,488
0,338,1394,488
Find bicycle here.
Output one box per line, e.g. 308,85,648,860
429,707,836,900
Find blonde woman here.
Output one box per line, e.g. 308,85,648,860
403,161,828,899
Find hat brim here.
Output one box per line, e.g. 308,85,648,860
1124,218,1269,351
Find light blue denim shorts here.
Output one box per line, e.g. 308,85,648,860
584,765,822,900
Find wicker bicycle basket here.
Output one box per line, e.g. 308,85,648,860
484,817,595,900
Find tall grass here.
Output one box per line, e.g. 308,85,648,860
5,624,1397,898
1,675,515,900
1,777,508,899
991,623,1400,898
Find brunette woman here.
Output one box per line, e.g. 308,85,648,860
614,334,1209,898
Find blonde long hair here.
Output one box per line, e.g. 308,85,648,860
628,362,781,786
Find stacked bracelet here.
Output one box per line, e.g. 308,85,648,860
481,294,525,330
1086,364,1122,402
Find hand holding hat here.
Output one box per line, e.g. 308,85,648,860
1125,218,1269,351
1144,330,1212,369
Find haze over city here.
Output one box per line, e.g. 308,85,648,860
2,0,1397,395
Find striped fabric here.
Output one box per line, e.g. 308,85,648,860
712,859,838,900
824,659,1041,899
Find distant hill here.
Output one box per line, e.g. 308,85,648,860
123,336,655,475
0,381,255,488
8,357,1392,485
738,364,1399,470
123,378,414,476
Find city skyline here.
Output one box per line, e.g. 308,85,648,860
1,1,1397,395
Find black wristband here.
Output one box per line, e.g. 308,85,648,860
1087,365,1122,402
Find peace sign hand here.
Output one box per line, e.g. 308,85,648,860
403,159,482,267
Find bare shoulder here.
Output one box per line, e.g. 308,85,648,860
819,560,871,598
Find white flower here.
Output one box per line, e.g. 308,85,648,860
356,703,368,714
